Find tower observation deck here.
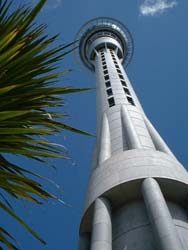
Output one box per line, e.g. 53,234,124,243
76,18,188,250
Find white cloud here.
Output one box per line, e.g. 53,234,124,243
139,0,177,16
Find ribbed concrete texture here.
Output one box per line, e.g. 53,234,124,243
77,18,188,250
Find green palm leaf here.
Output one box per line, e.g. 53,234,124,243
0,0,91,248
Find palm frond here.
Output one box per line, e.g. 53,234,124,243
0,0,91,248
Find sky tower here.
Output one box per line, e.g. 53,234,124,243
76,17,188,250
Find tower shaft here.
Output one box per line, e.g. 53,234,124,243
94,47,155,162
77,18,188,250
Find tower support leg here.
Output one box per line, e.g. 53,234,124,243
91,197,112,250
142,178,184,250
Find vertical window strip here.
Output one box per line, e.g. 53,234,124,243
100,50,116,108
113,59,135,106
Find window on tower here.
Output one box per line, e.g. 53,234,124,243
105,81,111,88
106,88,113,97
104,75,109,81
117,69,121,74
119,74,124,80
121,80,127,87
104,70,108,75
103,65,107,70
123,87,130,95
127,96,135,106
108,97,115,107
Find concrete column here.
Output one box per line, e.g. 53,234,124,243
142,178,184,250
78,233,90,250
98,114,111,164
91,197,112,250
121,105,142,149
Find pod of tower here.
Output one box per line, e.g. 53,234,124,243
76,17,188,250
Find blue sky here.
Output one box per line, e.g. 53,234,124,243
4,0,188,249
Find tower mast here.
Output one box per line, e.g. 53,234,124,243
76,17,188,250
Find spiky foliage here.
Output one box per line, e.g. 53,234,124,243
0,0,88,248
